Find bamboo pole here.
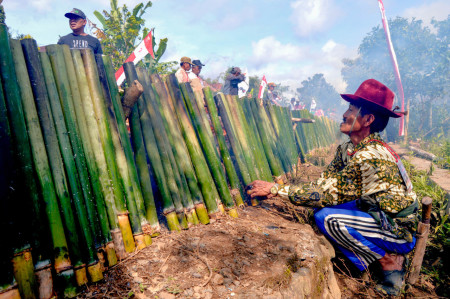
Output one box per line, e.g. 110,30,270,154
79,49,136,253
180,83,237,217
2,40,75,297
70,50,123,261
123,63,181,231
103,57,160,234
150,73,205,225
15,40,97,285
0,66,38,298
213,93,252,186
165,74,220,215
92,55,146,247
203,88,244,207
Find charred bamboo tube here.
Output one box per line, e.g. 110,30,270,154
2,39,73,297
79,49,136,252
166,74,220,215
204,88,244,207
70,50,120,258
91,55,145,241
180,83,237,216
213,93,251,186
103,57,159,233
123,63,180,231
149,73,204,225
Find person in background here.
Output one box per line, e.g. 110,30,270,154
247,79,417,296
290,98,296,110
58,8,103,54
175,56,192,83
223,67,245,95
264,82,276,103
189,59,205,91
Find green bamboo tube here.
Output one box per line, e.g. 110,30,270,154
247,99,283,177
180,83,236,214
123,64,180,231
13,40,87,271
149,73,202,225
241,98,277,178
57,45,107,248
277,106,297,168
11,248,37,299
265,104,291,172
233,96,272,181
191,88,216,144
223,95,260,181
1,46,73,296
132,84,180,231
145,76,194,228
96,56,148,236
6,41,71,273
157,75,210,224
213,93,252,185
71,51,129,257
281,107,299,165
128,105,161,232
166,74,220,215
22,40,101,274
103,57,160,233
70,51,118,251
135,70,187,228
79,49,136,252
0,19,52,270
88,56,144,238
203,88,244,207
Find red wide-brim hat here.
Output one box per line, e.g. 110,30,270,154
340,79,402,118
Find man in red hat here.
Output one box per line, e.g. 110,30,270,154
248,79,417,296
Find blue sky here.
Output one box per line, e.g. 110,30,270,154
3,0,449,97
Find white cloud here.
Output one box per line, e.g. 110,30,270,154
250,36,308,66
247,36,356,93
402,1,450,28
289,0,342,37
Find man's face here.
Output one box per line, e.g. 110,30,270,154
182,62,191,71
269,86,274,91
340,104,366,135
192,65,202,76
69,17,87,32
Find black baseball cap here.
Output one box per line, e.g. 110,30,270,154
65,8,86,20
192,60,205,67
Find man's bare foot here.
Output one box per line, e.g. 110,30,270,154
379,253,404,271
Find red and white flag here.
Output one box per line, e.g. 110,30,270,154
115,30,155,86
378,0,405,136
257,75,267,99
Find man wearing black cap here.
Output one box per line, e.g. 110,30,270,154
57,8,103,54
189,60,205,85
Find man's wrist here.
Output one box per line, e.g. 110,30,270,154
270,183,279,195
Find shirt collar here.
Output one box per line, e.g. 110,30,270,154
347,132,383,155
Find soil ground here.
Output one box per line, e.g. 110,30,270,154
79,144,443,299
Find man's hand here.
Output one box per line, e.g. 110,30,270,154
246,180,275,198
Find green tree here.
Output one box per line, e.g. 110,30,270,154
341,16,449,139
297,74,342,114
92,0,168,73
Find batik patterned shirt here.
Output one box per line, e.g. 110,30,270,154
277,133,418,241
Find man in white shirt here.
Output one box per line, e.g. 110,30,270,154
175,57,192,83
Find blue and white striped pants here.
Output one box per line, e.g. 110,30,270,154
314,200,416,271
